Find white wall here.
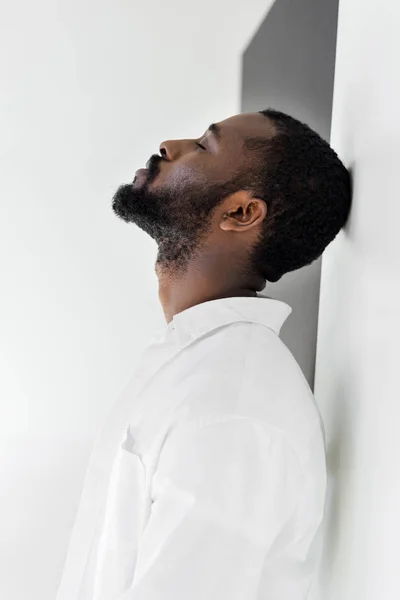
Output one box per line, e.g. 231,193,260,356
313,0,400,598
0,1,274,598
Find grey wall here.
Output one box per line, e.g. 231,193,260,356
241,0,339,389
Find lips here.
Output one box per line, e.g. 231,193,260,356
134,155,162,183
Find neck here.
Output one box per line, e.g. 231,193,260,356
156,260,264,323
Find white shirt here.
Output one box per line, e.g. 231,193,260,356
56,295,327,600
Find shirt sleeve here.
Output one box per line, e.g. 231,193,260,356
130,416,304,600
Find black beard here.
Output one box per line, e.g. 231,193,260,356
111,171,246,275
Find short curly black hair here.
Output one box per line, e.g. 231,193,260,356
245,108,352,283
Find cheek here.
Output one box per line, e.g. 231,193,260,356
150,159,209,191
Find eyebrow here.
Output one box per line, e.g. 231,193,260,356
207,123,222,141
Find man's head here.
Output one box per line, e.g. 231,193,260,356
112,110,351,286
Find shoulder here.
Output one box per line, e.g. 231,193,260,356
171,322,324,460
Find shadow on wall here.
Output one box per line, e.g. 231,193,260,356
322,378,355,585
241,0,340,391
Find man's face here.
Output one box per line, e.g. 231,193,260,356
112,112,274,271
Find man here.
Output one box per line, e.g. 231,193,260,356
56,109,351,600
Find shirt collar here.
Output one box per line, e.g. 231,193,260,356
166,295,292,347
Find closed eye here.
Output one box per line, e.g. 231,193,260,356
196,142,207,150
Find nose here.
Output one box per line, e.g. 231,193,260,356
159,139,190,161
159,140,174,161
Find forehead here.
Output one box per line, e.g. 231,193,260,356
217,112,276,142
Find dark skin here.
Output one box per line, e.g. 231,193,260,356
114,112,276,323
112,113,275,323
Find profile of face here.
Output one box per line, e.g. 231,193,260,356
112,113,274,273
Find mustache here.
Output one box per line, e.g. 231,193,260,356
146,154,164,182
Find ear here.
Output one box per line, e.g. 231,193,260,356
219,190,267,233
